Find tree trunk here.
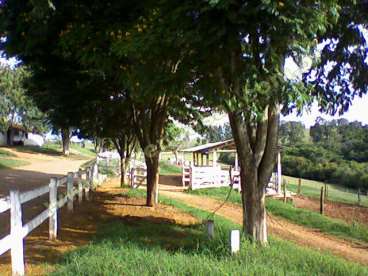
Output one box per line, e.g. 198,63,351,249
6,127,14,146
228,105,279,245
61,128,70,156
145,154,160,207
120,156,126,187
173,150,178,164
240,166,267,244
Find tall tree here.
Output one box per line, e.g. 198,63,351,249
162,0,367,244
0,65,46,145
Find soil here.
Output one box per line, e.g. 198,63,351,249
293,195,368,226
0,147,89,197
160,188,368,266
0,179,198,275
1,149,368,273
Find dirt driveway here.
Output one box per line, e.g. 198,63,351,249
160,188,368,266
0,148,90,197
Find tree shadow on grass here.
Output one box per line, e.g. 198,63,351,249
14,145,62,156
0,186,215,274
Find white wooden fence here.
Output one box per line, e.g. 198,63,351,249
0,161,104,276
183,166,232,190
129,166,147,188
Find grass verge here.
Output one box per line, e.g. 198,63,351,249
0,158,29,169
52,188,368,275
188,187,368,244
159,161,181,175
284,175,368,207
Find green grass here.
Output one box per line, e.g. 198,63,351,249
0,148,17,157
284,175,368,207
188,187,368,244
13,142,96,159
0,158,29,169
52,188,368,275
159,161,182,175
0,147,30,169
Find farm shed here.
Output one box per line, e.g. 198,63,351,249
0,125,44,146
180,139,282,194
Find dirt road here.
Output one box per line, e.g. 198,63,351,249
0,148,90,197
161,189,368,265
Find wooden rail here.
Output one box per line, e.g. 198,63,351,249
129,167,147,188
0,161,105,276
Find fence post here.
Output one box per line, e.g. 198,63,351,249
49,178,58,240
283,179,287,203
358,188,361,206
297,178,302,195
130,168,135,188
78,169,83,203
320,186,325,215
67,172,74,212
85,168,90,201
10,190,25,276
93,162,99,186
89,166,94,192
324,183,328,202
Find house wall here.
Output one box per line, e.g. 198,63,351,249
0,133,6,146
24,133,44,147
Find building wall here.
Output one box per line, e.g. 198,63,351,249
0,133,6,146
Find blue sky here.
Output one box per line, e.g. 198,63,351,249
282,95,368,128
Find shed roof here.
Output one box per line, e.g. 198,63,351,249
180,139,235,153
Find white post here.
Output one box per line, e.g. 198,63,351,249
85,168,90,201
67,172,74,211
235,153,239,171
93,162,99,186
78,169,83,203
207,219,214,239
130,168,135,188
49,178,58,240
89,167,94,191
213,151,217,168
230,230,240,254
10,190,25,276
277,151,282,194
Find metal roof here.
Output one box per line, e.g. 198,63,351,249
180,139,235,153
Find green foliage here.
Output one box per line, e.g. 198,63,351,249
0,65,47,133
52,192,368,275
279,121,307,145
199,123,232,143
188,187,368,243
283,143,368,191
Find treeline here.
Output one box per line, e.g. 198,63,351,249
281,118,368,192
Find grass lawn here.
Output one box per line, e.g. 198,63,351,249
0,148,17,157
52,188,368,275
284,175,368,207
159,161,182,175
0,147,30,169
188,187,368,244
14,142,96,159
0,158,29,169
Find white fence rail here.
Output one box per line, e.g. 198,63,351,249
0,160,105,276
129,166,147,188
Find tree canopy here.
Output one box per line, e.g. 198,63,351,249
1,0,367,244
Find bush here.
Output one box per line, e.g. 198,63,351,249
282,144,368,192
